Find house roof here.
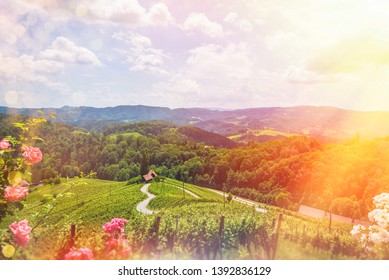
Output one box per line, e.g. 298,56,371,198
143,170,158,181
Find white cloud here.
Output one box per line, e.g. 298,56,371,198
86,0,147,25
112,32,151,49
129,50,168,75
187,43,254,81
14,0,174,27
40,36,102,66
182,13,224,38
0,36,100,91
283,66,337,84
0,54,64,86
154,73,201,94
224,12,252,32
112,32,169,75
224,12,239,24
77,0,174,26
149,73,203,107
146,42,285,108
147,3,175,26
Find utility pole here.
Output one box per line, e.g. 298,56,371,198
329,192,333,233
223,184,226,209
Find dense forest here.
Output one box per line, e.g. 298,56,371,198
1,113,388,220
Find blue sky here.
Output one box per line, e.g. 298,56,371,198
1,0,389,110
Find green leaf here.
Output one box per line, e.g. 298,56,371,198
13,122,25,128
8,171,24,185
32,136,45,142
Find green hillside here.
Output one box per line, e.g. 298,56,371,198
0,177,364,260
1,116,388,221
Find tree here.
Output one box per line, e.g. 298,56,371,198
139,148,150,176
274,192,291,208
227,193,233,203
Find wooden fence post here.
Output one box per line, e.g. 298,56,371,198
70,223,76,247
154,216,161,245
169,215,179,253
56,224,76,259
271,213,283,260
271,218,276,230
329,212,332,233
213,215,225,259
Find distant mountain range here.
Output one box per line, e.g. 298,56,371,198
1,105,389,140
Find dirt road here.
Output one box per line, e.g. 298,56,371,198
136,183,154,215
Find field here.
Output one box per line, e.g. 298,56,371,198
0,177,363,260
108,132,142,142
227,129,297,142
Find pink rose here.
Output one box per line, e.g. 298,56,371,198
64,248,94,260
102,218,128,234
4,184,29,202
116,239,132,257
21,146,43,165
9,220,32,247
105,237,132,258
105,237,119,251
0,139,11,150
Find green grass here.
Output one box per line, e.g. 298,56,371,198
148,182,200,209
1,178,146,229
228,129,296,140
0,177,363,260
148,179,231,211
108,132,142,142
0,178,149,259
164,178,224,201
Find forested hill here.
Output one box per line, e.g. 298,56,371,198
102,121,236,148
2,114,389,220
3,105,389,139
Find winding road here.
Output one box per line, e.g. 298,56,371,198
208,189,267,213
136,183,154,215
135,182,267,215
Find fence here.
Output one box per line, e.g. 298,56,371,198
57,214,284,260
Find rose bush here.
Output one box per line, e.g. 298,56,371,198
0,114,47,259
62,217,131,260
64,248,94,260
102,218,128,235
351,193,389,258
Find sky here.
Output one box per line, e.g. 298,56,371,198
1,0,389,110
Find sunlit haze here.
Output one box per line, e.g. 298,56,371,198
1,0,389,110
